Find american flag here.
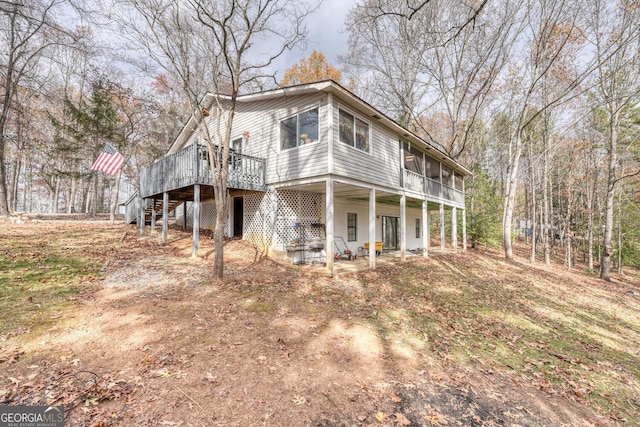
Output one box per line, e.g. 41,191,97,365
92,143,124,175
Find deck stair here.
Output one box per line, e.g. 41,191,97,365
144,199,183,223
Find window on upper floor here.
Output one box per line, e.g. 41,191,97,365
339,108,370,152
404,142,424,175
280,107,319,150
442,165,453,187
455,174,464,191
426,156,440,181
232,137,243,153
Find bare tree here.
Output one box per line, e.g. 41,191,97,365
341,0,432,125
495,0,600,261
418,0,520,161
109,0,317,279
584,0,640,281
0,0,78,216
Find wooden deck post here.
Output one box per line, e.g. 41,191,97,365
151,200,157,233
400,194,406,262
422,200,429,257
182,201,187,230
369,188,376,269
162,191,168,245
439,203,445,250
192,184,200,258
138,195,145,235
326,178,334,276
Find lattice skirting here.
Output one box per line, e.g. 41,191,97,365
244,188,324,253
175,188,323,255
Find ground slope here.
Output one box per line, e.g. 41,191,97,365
1,220,639,426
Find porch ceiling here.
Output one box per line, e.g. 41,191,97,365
275,181,436,209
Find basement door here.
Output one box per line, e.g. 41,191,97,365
382,216,400,251
233,197,243,237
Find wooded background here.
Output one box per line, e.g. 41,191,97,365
1,0,638,278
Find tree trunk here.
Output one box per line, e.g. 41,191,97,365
85,178,93,214
0,151,10,216
617,190,622,275
91,174,100,215
10,152,21,212
527,142,537,263
542,126,551,266
52,177,60,213
68,177,77,213
109,170,122,223
587,166,597,272
600,110,618,281
502,134,523,261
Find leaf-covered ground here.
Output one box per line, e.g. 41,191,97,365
1,218,639,426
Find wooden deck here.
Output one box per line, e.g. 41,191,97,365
139,144,266,199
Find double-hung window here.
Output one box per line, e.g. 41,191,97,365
280,107,319,150
339,109,370,152
347,213,357,241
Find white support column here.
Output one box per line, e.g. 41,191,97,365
422,200,429,257
439,203,445,250
400,194,406,262
326,179,334,276
327,93,334,175
451,207,458,251
462,208,467,251
369,188,376,269
162,192,169,245
192,184,200,258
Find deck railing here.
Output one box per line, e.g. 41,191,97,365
403,169,465,207
140,144,266,198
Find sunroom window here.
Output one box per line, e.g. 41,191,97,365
280,107,319,150
339,109,370,152
426,156,440,181
404,142,424,175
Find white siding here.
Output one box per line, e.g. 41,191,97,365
333,198,426,254
331,102,401,189
230,93,329,184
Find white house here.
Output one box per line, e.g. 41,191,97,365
125,80,469,275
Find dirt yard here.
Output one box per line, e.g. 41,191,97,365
1,218,639,426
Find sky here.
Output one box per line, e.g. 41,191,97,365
269,0,355,79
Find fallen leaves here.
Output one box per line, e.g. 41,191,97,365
394,412,411,425
1,364,136,425
291,395,307,405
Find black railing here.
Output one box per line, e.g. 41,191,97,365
140,144,266,198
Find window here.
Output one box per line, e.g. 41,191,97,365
426,156,440,181
230,137,243,169
442,166,453,187
416,218,420,238
404,142,424,175
280,107,319,150
347,213,357,241
455,174,464,191
232,137,243,153
339,108,370,152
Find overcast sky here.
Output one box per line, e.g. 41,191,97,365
269,0,355,79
